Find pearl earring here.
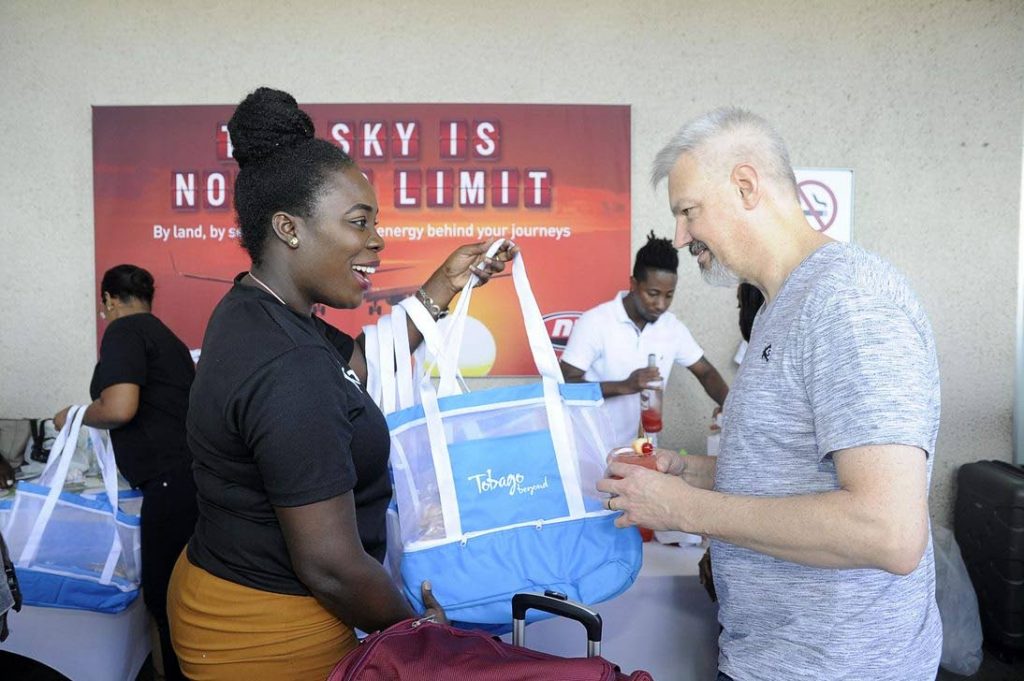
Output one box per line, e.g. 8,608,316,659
289,237,299,247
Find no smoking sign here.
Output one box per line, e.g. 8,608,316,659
794,168,853,242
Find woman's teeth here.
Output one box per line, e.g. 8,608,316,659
351,264,374,291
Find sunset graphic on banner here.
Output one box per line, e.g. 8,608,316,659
92,104,631,375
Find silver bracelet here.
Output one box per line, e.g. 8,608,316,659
415,288,448,320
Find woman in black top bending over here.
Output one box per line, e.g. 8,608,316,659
55,264,197,681
167,87,514,679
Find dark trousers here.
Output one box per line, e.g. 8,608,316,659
140,465,198,681
717,673,734,681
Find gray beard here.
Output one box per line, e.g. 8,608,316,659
701,255,740,287
690,241,740,288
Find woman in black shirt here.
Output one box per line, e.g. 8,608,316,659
167,87,513,679
54,264,196,681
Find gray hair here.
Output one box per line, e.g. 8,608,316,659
650,107,798,196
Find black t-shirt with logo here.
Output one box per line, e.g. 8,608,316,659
185,279,391,596
89,313,195,487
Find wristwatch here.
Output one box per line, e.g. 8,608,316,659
415,288,449,321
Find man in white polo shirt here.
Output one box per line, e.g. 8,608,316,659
560,231,728,447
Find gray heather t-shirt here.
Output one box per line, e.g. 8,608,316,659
713,242,942,681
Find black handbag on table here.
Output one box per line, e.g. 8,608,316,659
28,418,54,464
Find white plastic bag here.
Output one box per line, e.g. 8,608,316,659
933,524,983,675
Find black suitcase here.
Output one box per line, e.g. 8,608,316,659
954,460,1024,652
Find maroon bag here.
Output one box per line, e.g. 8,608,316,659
328,593,654,681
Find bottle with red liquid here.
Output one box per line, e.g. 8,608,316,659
639,353,663,437
610,439,657,542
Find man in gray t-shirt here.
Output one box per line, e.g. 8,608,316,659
599,108,941,680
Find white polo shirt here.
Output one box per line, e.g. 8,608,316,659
561,292,704,447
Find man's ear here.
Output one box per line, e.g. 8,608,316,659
731,163,761,210
270,211,300,246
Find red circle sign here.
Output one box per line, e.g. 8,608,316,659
797,180,838,232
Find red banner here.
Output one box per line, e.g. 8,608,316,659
92,104,630,375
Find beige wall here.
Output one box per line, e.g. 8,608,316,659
1,0,1021,525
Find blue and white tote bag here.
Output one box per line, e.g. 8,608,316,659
365,243,642,625
2,406,142,613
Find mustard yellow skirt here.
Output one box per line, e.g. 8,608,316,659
167,551,357,680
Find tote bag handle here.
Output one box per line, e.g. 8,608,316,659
365,294,468,416
376,314,397,415
434,240,563,387
36,405,83,485
390,304,416,411
403,297,468,400
420,244,586,540
388,302,463,410
86,428,125,585
363,323,382,408
17,405,87,566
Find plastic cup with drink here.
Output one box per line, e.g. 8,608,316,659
609,438,658,541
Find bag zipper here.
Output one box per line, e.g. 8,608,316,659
344,618,508,678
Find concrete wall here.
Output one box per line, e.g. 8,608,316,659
1,0,1021,525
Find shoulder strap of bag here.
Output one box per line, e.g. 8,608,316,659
390,304,415,411
412,280,477,537
86,428,124,585
36,409,83,489
435,281,475,396
441,248,581,489
363,323,382,407
400,295,444,359
418,380,463,538
18,405,86,566
376,314,397,415
363,297,468,416
509,251,584,518
399,296,466,397
432,239,509,396
509,251,564,383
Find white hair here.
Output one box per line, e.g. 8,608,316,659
650,107,798,197
701,252,741,288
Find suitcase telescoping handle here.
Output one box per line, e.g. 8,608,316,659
512,591,603,658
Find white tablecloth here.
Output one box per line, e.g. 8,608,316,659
503,542,721,680
0,596,151,681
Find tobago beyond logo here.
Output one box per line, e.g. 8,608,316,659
467,469,550,497
543,311,582,353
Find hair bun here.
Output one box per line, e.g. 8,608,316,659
228,87,315,168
